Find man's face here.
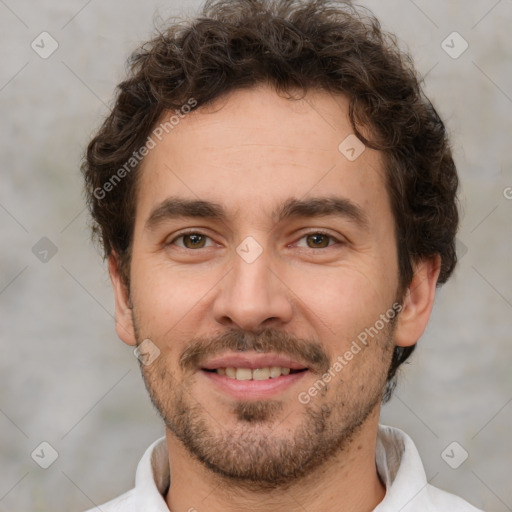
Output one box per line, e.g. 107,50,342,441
115,85,406,487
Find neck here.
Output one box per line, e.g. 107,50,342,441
164,406,385,512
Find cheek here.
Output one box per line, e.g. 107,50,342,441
288,262,392,329
130,261,218,340
132,265,257,360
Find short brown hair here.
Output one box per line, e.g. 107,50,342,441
82,0,459,399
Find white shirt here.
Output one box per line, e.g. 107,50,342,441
85,425,482,511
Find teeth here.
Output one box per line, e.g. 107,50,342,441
270,366,282,378
253,368,270,380
216,367,299,380
235,368,252,380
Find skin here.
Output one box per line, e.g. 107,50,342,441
109,84,440,512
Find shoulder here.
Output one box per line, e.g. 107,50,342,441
376,425,484,512
81,436,168,512
83,488,136,512
426,484,484,512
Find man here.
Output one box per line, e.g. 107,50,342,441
82,0,481,510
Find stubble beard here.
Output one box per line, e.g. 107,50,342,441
136,322,396,491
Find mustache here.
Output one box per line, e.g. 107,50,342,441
179,328,331,375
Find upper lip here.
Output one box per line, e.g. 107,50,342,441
201,352,309,371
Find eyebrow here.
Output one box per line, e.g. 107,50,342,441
144,196,369,231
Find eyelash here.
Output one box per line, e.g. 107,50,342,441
167,229,343,250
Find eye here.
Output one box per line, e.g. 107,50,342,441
295,232,341,249
169,232,214,249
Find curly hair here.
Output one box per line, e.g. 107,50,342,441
82,0,459,401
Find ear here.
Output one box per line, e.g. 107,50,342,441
394,254,441,348
109,253,137,346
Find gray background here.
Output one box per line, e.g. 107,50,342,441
1,0,511,511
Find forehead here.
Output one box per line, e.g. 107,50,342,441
135,85,389,229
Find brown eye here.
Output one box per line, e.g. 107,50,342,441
182,233,207,249
305,233,331,248
166,231,216,252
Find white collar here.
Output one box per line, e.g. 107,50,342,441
117,424,481,511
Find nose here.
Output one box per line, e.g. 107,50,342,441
212,245,293,331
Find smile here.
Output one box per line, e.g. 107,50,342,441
204,366,306,380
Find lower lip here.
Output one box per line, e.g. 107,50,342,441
200,370,308,400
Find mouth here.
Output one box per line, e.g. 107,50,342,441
203,366,307,380
199,353,310,399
